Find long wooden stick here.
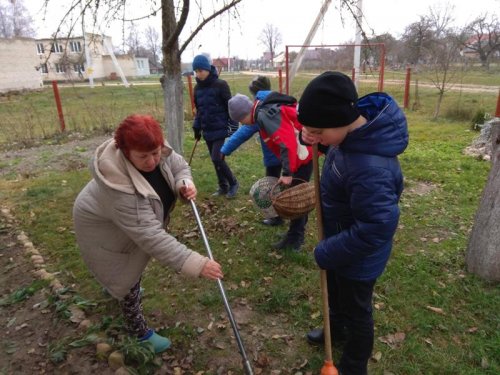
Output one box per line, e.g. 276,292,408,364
188,138,199,166
312,144,338,375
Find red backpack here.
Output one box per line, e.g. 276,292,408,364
256,93,313,173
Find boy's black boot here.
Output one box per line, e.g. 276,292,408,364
212,186,228,196
226,181,239,198
271,234,304,252
306,327,348,347
262,216,284,226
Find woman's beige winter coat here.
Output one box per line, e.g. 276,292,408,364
73,139,209,299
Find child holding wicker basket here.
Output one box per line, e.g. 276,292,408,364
297,71,409,375
228,92,313,252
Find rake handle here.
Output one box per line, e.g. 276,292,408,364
312,145,338,375
184,182,253,375
188,138,199,166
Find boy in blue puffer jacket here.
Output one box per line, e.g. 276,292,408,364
297,71,409,375
192,54,239,198
221,76,283,226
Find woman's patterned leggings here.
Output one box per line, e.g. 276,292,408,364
119,280,149,338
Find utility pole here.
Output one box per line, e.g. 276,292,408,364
227,13,231,72
288,0,332,87
353,0,363,88
81,6,94,88
103,37,130,87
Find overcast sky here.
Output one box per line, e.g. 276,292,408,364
30,0,500,62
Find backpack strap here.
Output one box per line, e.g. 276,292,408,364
261,91,297,106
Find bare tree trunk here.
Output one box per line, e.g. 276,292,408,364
466,119,500,281
433,90,444,119
161,0,185,154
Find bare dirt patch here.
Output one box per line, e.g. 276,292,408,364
404,180,437,196
0,134,109,179
0,210,114,375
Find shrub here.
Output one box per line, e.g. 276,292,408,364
470,108,491,131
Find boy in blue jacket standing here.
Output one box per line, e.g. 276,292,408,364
221,76,283,225
192,54,239,198
297,71,409,375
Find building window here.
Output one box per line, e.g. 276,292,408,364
137,60,144,69
51,43,63,53
40,63,48,74
73,64,84,73
70,41,82,53
36,43,44,54
55,63,65,74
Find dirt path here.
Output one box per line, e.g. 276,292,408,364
0,134,110,179
0,209,115,374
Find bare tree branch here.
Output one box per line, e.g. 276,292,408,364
178,0,242,55
165,0,189,52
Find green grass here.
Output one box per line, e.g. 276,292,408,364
1,69,498,148
0,77,498,373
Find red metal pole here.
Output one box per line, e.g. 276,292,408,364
378,45,386,92
496,89,500,118
51,80,65,132
351,67,356,82
403,67,411,110
278,69,283,93
187,75,195,116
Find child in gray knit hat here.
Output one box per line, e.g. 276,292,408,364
228,91,314,252
222,78,284,226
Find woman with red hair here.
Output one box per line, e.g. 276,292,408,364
73,114,223,353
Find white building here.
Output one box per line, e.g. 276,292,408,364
0,33,150,93
0,37,43,93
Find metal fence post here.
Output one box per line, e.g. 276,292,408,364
51,81,66,132
404,66,411,110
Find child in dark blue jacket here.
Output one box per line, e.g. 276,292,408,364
297,71,409,375
192,54,239,198
221,76,283,226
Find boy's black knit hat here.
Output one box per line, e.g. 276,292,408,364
249,76,271,96
297,71,360,128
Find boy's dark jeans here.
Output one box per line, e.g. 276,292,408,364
327,270,377,375
206,138,237,190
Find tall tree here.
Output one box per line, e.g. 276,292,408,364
259,23,282,67
425,29,465,119
411,4,467,119
144,25,161,70
0,0,35,38
466,120,500,281
125,22,142,55
462,13,500,69
401,16,434,65
161,0,242,153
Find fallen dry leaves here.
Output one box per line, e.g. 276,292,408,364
378,332,406,348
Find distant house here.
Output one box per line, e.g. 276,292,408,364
148,59,162,75
35,33,150,82
460,34,500,59
212,57,236,72
0,37,43,94
273,52,286,69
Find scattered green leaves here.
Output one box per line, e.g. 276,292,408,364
0,279,48,307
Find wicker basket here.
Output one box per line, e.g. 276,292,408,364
271,179,315,220
249,176,281,219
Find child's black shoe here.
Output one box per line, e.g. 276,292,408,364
212,187,228,196
262,217,284,226
272,236,303,252
306,327,348,347
226,182,239,198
